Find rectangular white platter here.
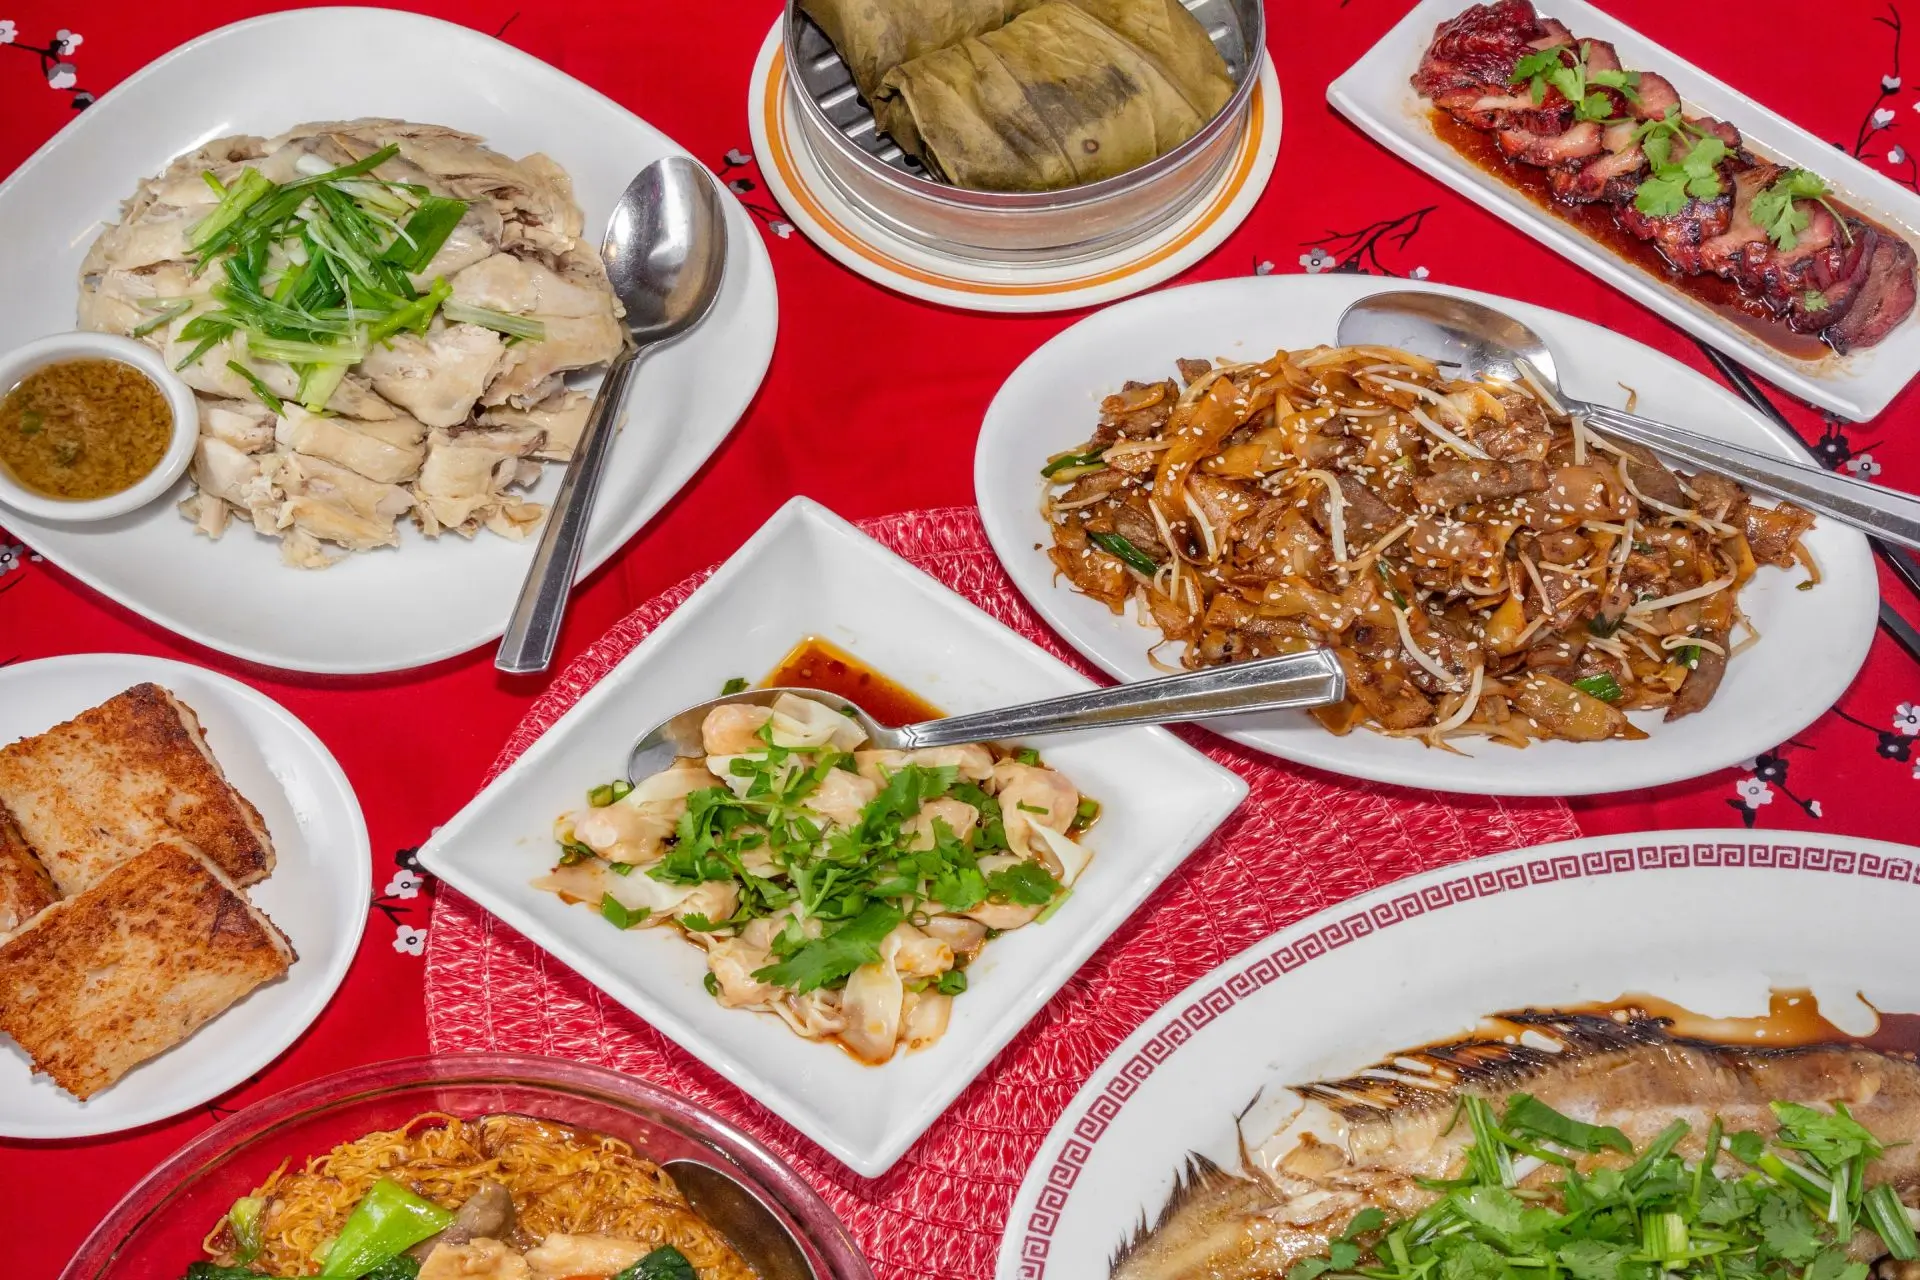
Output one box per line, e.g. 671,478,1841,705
1328,0,1920,421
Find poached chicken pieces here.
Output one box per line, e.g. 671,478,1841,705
77,120,625,568
1413,1,1917,354
1041,347,1815,748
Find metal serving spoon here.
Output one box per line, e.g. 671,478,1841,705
626,650,1346,782
497,158,729,674
1335,290,1920,552
662,1160,815,1280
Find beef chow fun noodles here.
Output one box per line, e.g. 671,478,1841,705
1041,345,1816,748
193,1112,753,1280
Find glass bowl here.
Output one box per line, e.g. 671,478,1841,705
62,1053,873,1280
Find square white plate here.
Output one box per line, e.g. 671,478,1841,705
1328,0,1920,421
0,7,778,674
416,496,1249,1175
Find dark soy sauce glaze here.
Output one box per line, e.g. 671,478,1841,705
1554,988,1920,1057
1429,110,1837,362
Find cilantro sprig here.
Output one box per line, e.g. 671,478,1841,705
1282,1093,1919,1280
1510,42,1640,123
1749,170,1851,252
1631,109,1730,217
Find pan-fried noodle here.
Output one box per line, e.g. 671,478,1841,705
200,1112,756,1279
1041,346,1816,747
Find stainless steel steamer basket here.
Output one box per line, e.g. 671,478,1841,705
781,0,1267,262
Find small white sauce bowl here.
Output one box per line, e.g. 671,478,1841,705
0,331,200,523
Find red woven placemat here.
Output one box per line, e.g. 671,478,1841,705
425,506,1578,1279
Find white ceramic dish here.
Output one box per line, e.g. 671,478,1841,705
0,333,199,522
1327,0,1920,422
416,496,1248,1175
973,274,1878,797
0,7,778,674
746,20,1282,314
998,828,1920,1279
0,654,369,1139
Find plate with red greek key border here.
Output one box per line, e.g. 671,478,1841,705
996,829,1920,1279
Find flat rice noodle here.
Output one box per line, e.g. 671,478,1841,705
799,0,1025,99
872,0,1233,192
1153,374,1249,510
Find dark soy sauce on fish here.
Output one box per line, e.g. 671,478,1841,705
1428,110,1835,362
1556,988,1920,1056
764,637,941,728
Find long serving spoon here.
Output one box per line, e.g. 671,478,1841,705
496,157,729,674
1689,337,1920,667
1335,291,1920,553
662,1160,817,1280
626,651,1346,783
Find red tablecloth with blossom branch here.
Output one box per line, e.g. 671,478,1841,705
1,1,1918,1275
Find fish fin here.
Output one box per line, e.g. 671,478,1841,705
1291,1008,1679,1123
1110,1151,1246,1273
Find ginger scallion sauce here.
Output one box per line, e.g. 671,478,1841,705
0,358,173,500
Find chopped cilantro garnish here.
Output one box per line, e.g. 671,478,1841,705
986,860,1060,906
1270,1092,1920,1280
720,676,749,695
1632,109,1729,216
1750,170,1850,252
558,711,1096,1048
752,902,902,993
1511,41,1639,122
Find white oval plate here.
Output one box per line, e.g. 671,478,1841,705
0,655,369,1138
974,274,1878,796
746,20,1282,314
0,8,779,674
997,828,1920,1279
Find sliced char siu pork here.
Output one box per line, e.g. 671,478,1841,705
1414,0,1575,134
1411,2,1917,353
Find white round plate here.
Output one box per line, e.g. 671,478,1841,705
0,655,369,1138
974,274,1878,796
0,8,779,674
746,20,1282,314
997,828,1920,1279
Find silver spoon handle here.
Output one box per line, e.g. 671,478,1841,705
1578,402,1920,553
891,650,1346,749
496,344,643,674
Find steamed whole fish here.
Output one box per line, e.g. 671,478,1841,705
1112,1009,1920,1280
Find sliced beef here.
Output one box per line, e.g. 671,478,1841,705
1412,458,1549,509
1610,439,1690,508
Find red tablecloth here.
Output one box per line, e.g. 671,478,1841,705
2,0,1918,1273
